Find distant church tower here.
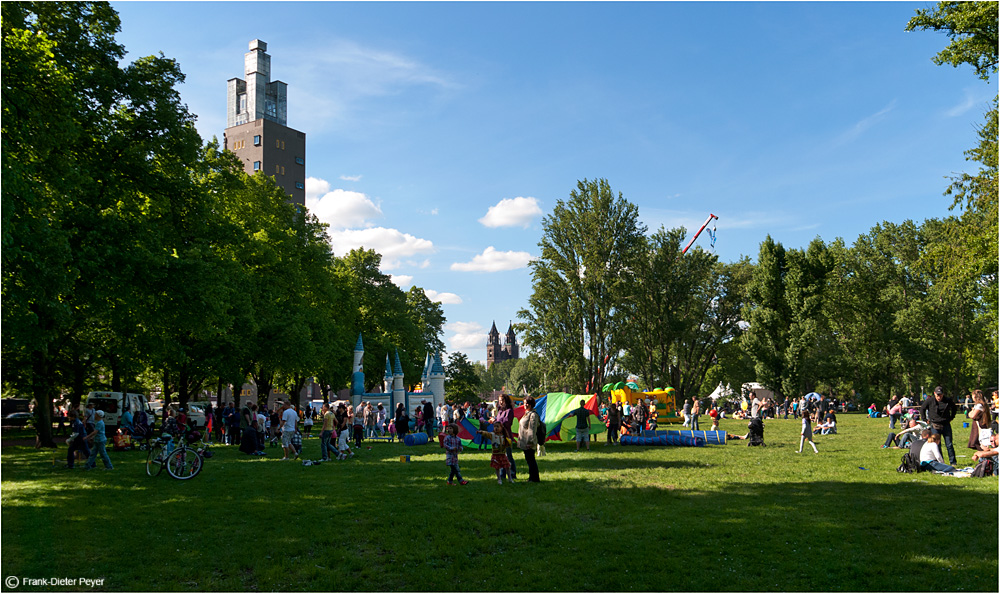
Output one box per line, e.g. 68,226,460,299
223,39,306,205
486,321,520,369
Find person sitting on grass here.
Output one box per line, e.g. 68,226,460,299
882,419,928,449
919,433,959,474
971,433,998,476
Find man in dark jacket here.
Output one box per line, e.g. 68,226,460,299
921,386,958,466
423,400,435,437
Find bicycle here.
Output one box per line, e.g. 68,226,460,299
146,432,209,480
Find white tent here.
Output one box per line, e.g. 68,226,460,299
708,382,735,400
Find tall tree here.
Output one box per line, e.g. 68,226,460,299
446,352,481,402
518,178,646,393
740,236,791,400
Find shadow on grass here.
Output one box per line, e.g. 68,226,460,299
2,436,997,592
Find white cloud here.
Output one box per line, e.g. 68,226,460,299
340,174,363,182
286,39,459,133
945,87,993,118
390,274,413,288
305,176,331,202
451,247,533,272
305,178,383,229
424,289,463,305
328,227,435,269
832,100,897,147
479,196,543,228
448,321,486,350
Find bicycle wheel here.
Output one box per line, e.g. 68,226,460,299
166,447,202,480
146,443,165,476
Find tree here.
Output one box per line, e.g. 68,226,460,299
740,236,791,400
518,178,647,393
2,2,207,445
446,352,481,402
907,0,998,393
906,1,998,81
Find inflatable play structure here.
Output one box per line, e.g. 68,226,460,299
350,334,446,412
605,382,682,425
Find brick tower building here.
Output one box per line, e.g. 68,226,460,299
223,39,306,205
486,321,520,369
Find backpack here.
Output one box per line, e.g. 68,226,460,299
971,458,995,478
897,452,922,474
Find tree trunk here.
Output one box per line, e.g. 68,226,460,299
32,352,56,448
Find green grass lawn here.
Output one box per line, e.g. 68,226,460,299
2,414,996,592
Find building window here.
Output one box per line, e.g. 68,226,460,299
281,141,285,150
253,135,261,146
253,161,261,171
295,157,304,165
281,166,285,175
295,182,304,190
276,139,280,148
275,164,280,174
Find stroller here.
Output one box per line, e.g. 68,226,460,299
747,417,766,447
129,410,153,450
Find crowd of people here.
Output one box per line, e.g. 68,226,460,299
50,382,998,480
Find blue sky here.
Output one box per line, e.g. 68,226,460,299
111,1,994,363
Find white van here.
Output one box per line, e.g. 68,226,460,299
85,392,156,432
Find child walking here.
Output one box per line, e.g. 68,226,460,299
477,426,512,484
443,424,469,485
798,411,819,453
85,410,114,469
336,424,354,460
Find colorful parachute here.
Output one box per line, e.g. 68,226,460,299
513,392,603,443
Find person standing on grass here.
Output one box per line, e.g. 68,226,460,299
798,411,819,454
477,424,512,485
443,424,469,485
85,410,113,470
571,399,592,452
691,398,701,431
303,408,314,439
376,403,387,436
494,394,518,480
887,395,901,430
921,386,958,466
65,409,89,469
518,396,541,482
354,403,366,447
606,401,621,446
423,399,435,438
634,398,647,433
682,398,691,427
238,401,257,455
280,401,299,460
394,403,409,443
318,403,334,461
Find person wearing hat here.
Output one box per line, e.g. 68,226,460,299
85,410,114,469
920,386,958,466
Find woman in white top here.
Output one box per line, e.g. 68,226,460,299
919,433,958,473
969,390,993,449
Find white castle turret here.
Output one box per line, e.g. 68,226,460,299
428,352,446,408
351,334,365,397
392,351,407,412
384,354,393,395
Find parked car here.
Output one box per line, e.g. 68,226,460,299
3,412,34,427
166,403,207,430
